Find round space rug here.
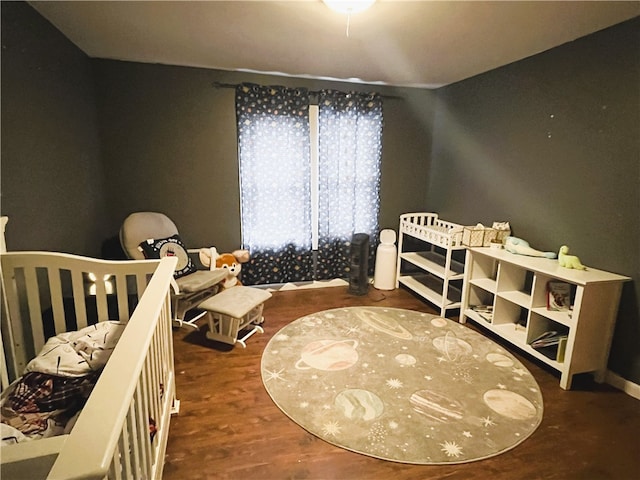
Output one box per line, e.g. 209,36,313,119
261,307,543,464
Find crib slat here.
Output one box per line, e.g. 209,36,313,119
136,406,151,480
150,340,161,425
136,275,148,303
128,395,142,479
114,273,130,321
47,267,67,336
163,294,176,384
134,386,151,476
71,269,88,329
149,336,161,420
143,358,155,434
94,275,109,322
153,342,162,419
2,267,26,380
140,362,154,475
109,442,123,480
121,418,134,478
23,266,46,355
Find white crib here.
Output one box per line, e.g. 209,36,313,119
1,251,178,480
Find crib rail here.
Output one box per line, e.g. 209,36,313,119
46,255,178,480
1,253,178,479
1,251,162,385
399,213,464,248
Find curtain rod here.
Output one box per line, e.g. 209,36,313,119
212,81,400,99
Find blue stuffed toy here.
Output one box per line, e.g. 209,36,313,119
505,236,557,259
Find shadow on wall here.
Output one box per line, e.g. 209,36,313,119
101,235,127,260
608,282,640,379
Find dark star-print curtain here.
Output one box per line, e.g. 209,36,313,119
235,83,314,285
316,90,383,280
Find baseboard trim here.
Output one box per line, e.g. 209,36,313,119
605,370,640,400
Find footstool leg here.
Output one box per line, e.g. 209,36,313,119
236,325,264,348
205,313,242,345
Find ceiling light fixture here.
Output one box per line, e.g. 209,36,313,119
322,0,376,15
322,0,376,37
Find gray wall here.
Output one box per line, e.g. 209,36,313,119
92,61,434,253
1,1,108,256
428,17,639,383
1,1,434,256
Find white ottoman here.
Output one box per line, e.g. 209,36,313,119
198,286,272,348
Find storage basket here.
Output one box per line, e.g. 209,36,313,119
462,226,497,247
493,229,511,244
491,222,512,244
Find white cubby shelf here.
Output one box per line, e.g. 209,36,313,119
461,247,631,389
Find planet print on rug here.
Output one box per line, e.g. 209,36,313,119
261,307,543,464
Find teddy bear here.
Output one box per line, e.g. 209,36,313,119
199,247,250,289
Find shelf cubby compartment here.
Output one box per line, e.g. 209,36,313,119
467,284,494,309
497,262,533,294
469,252,497,283
530,273,551,309
466,284,495,323
492,297,528,345
526,312,570,365
530,274,577,327
496,289,531,309
530,306,574,328
469,276,497,294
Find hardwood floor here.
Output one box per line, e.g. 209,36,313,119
163,286,640,480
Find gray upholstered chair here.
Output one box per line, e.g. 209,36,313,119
120,212,227,329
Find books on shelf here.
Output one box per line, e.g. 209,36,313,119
547,280,572,312
471,305,493,322
530,330,566,348
529,330,568,362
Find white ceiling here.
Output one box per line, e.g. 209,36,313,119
29,1,640,89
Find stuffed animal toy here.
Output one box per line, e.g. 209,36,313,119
505,236,557,258
199,247,250,289
558,245,586,270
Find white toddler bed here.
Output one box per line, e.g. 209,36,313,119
1,251,178,479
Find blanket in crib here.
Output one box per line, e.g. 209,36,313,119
1,321,126,445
